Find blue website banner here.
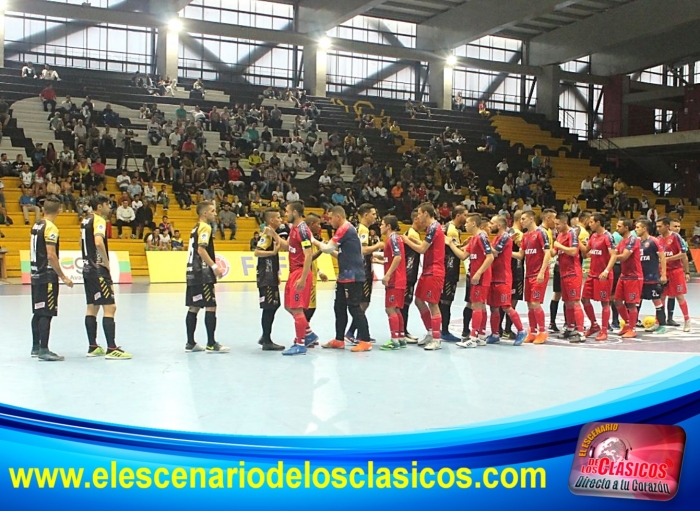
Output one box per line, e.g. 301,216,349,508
2,358,699,509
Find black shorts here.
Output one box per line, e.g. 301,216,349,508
464,278,472,302
336,281,363,307
258,286,281,310
404,281,417,305
361,278,372,303
441,280,458,304
512,278,524,301
552,266,562,293
642,283,664,301
84,272,115,306
31,281,59,317
186,282,216,308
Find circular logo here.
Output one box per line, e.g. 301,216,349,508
215,255,230,278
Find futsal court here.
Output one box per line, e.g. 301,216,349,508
2,279,698,437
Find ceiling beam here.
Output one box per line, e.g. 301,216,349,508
416,0,582,51
297,0,386,34
530,0,700,66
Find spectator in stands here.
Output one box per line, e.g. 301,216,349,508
249,231,261,251
286,186,300,203
143,180,158,211
19,189,41,225
155,184,169,211
145,227,164,251
135,197,155,238
0,98,10,130
40,65,60,81
496,157,509,176
639,195,650,215
22,62,38,79
40,84,57,115
148,118,163,145
405,100,416,119
59,177,77,213
0,154,12,177
91,157,106,183
81,96,95,124
674,199,685,220
192,78,205,99
417,101,432,118
580,176,594,199
692,221,700,249
613,177,626,196
87,122,101,150
478,101,490,118
453,92,466,112
388,121,404,145
72,119,87,148
170,230,184,251
126,177,142,200
270,104,283,129
46,175,61,198
102,104,120,127
216,203,237,240
331,187,347,206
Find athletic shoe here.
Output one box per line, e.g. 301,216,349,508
524,332,537,343
502,330,516,340
185,343,205,352
31,346,40,358
418,333,432,346
205,343,230,354
653,326,667,335
683,320,691,332
549,323,560,333
304,332,319,347
105,347,133,360
477,335,487,346
398,339,408,348
485,334,500,344
533,332,548,344
424,339,442,350
611,322,620,330
558,329,574,340
636,320,643,328
440,332,461,342
594,332,608,342
456,337,478,348
616,325,631,337
369,338,377,344
282,343,307,356
261,341,285,351
38,349,64,362
380,340,400,351
621,329,637,339
514,331,527,346
666,319,681,327
350,341,372,352
344,333,357,345
87,345,106,357
645,323,660,333
322,340,345,349
405,333,419,343
585,324,601,338
568,333,585,343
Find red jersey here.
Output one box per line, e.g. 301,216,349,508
422,220,445,278
521,227,550,278
556,229,581,278
490,232,512,285
587,231,615,278
287,221,313,271
466,231,493,282
383,232,406,289
617,236,642,280
662,232,687,272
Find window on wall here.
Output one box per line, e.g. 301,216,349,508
180,0,293,30
326,15,416,48
559,82,603,140
3,12,153,73
454,36,522,62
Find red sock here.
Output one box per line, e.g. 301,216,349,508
389,313,400,339
397,312,405,337
602,305,610,333
563,305,571,329
679,301,690,321
628,306,638,331
293,313,308,344
490,309,500,336
527,309,537,333
574,304,585,332
431,314,442,340
480,309,488,334
420,309,432,330
507,308,523,331
471,310,483,337
583,301,597,325
535,307,546,331
616,304,629,323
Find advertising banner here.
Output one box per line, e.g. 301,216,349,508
20,250,133,284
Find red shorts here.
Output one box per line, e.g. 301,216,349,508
582,276,613,302
664,269,687,297
488,283,511,308
470,284,490,304
415,275,444,304
560,275,582,302
525,275,549,303
284,269,313,309
614,279,642,304
385,288,406,309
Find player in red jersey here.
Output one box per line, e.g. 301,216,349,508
581,213,617,341
264,201,318,356
373,215,407,351
402,202,445,351
551,213,585,343
614,218,643,338
657,217,691,331
485,215,527,346
514,210,551,344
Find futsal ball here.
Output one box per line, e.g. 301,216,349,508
643,316,656,329
619,319,626,329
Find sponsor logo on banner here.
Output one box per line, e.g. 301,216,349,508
214,255,231,278
20,251,133,285
569,422,685,501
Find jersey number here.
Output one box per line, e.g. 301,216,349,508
30,232,39,264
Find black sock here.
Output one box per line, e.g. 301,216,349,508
205,311,217,346
102,317,116,349
505,310,513,332
85,315,98,347
347,318,356,337
667,298,676,319
656,306,666,326
462,306,472,337
611,302,619,324
186,310,198,345
304,308,315,322
440,303,451,333
499,308,506,335
31,315,41,350
549,300,559,325
401,304,410,335
261,308,276,342
39,317,52,350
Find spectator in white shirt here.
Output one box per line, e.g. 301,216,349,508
580,176,594,199
143,181,158,210
318,170,332,186
496,158,509,174
40,65,61,81
131,194,144,212
22,63,38,79
146,228,164,251
286,186,300,202
116,199,137,238
116,170,131,192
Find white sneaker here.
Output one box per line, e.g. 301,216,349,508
684,320,691,332
418,333,432,346
424,339,442,350
456,338,478,348
405,333,419,342
477,335,487,346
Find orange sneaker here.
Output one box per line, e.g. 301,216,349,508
595,331,608,342
322,339,345,349
350,341,372,352
616,325,631,337
621,329,637,339
524,332,537,343
533,332,548,344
